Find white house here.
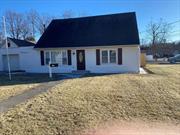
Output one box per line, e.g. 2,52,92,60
0,38,36,72
34,12,140,73
0,12,140,73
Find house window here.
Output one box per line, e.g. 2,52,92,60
110,50,116,63
62,50,68,65
45,52,50,65
102,50,108,64
101,49,117,64
51,51,60,63
45,50,68,65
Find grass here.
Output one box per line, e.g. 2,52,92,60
0,73,60,101
0,73,60,86
0,64,180,135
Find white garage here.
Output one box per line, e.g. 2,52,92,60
2,54,20,71
0,37,35,72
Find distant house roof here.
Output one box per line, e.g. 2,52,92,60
9,38,35,47
35,12,140,48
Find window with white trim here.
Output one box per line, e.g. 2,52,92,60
110,50,116,63
51,51,60,63
101,50,108,64
45,50,68,65
45,52,50,65
101,49,117,64
62,50,68,65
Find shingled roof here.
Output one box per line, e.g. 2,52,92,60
35,12,139,48
9,38,35,47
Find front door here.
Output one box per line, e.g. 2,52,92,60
76,50,85,70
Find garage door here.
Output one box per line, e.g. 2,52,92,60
2,54,20,71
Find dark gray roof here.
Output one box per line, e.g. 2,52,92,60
9,38,35,47
35,12,140,48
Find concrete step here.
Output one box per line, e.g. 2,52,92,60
72,70,90,74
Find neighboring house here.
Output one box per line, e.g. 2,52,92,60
34,12,140,73
0,38,36,72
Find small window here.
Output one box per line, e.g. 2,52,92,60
45,52,50,65
110,50,116,63
62,51,68,65
102,50,108,64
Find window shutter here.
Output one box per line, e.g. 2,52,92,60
96,49,100,65
67,50,72,65
118,48,122,65
40,51,45,66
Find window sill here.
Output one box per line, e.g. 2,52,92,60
100,63,117,65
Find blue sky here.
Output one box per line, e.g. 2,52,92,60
0,0,180,42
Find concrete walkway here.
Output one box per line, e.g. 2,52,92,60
0,80,62,113
140,67,147,74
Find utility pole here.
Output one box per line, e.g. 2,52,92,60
3,16,11,80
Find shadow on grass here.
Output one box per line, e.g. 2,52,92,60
0,72,129,86
81,73,121,78
0,70,151,86
143,67,155,74
0,73,63,86
158,62,180,65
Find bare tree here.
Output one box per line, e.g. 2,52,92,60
0,20,3,43
62,10,74,19
146,19,171,58
5,11,25,39
0,32,3,44
36,14,54,35
147,19,171,44
27,10,38,38
21,19,31,40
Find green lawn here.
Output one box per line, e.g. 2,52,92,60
0,64,180,135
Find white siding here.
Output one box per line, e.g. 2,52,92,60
0,45,140,73
0,47,40,72
85,46,140,73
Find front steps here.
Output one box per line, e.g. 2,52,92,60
72,70,90,75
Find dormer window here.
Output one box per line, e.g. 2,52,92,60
8,42,11,47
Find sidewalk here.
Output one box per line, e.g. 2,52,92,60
0,80,62,113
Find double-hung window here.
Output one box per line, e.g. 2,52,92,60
62,50,68,65
51,51,60,63
101,50,108,64
110,50,116,63
101,49,117,64
45,50,68,65
45,52,50,65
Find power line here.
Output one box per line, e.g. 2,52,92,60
167,20,180,25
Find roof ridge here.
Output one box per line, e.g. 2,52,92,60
8,37,35,44
52,12,136,22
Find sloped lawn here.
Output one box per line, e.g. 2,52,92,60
0,73,60,102
0,64,180,135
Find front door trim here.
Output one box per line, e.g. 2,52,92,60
76,50,86,70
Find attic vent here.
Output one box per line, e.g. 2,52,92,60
8,42,11,47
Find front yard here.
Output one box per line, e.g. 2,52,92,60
0,73,60,102
0,64,180,135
